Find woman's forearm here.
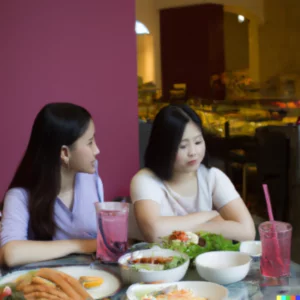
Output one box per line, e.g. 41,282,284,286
2,239,96,267
198,220,256,241
144,211,219,242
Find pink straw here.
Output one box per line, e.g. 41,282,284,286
262,183,284,268
262,184,274,221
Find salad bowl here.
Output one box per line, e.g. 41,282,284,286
118,246,189,284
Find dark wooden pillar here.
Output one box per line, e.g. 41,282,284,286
160,4,225,99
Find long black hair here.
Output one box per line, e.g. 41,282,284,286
145,104,209,180
5,102,92,240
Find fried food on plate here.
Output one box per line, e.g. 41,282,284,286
15,267,99,300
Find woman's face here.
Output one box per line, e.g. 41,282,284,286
67,119,100,174
173,121,206,174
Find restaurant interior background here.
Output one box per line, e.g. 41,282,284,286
136,0,300,263
1,0,299,263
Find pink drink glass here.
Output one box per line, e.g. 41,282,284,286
94,202,129,263
259,221,292,277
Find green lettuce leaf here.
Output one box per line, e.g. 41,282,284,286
157,232,240,260
131,263,164,271
131,256,186,271
163,256,186,270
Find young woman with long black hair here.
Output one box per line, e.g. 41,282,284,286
130,104,255,242
1,103,103,266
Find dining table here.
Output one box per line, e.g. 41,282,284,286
1,252,300,300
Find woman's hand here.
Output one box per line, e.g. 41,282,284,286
1,239,97,267
198,198,256,241
75,239,97,254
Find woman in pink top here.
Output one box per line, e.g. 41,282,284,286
1,103,103,267
130,104,255,242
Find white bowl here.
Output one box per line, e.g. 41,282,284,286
126,281,228,300
118,246,189,284
195,251,251,285
240,241,262,257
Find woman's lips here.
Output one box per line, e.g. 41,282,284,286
187,159,198,166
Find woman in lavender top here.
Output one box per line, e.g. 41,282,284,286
0,103,103,267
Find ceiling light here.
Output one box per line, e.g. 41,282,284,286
238,15,245,23
135,21,150,34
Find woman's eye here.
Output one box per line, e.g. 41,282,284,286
179,145,187,149
195,141,202,145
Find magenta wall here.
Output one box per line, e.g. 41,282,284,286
0,1,138,201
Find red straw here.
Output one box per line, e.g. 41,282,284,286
262,184,274,221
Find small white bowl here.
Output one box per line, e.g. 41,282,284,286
239,241,262,257
195,251,251,285
126,281,229,300
118,246,189,284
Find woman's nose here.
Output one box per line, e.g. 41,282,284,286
94,143,100,156
188,145,196,156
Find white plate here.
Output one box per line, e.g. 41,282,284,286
0,266,121,299
126,281,228,300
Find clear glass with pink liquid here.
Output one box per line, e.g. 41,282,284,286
259,221,292,277
94,202,129,263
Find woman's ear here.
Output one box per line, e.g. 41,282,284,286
60,145,71,166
